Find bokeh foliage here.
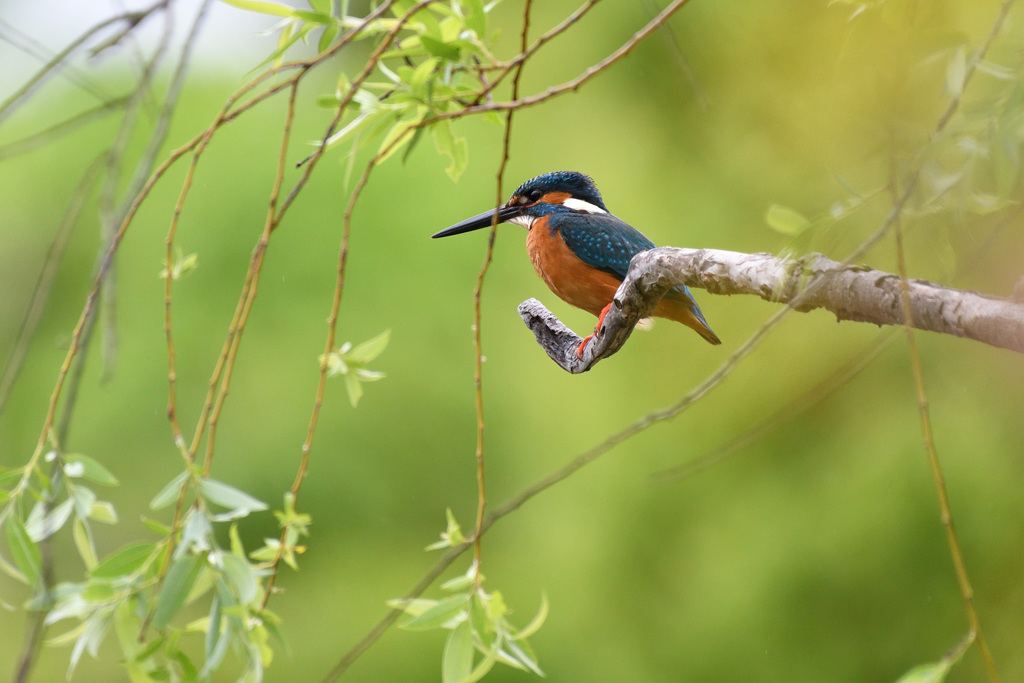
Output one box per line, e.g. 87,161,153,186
1,0,1023,681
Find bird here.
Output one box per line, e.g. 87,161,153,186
431,171,721,355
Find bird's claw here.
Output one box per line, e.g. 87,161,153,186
576,334,594,357
577,302,614,357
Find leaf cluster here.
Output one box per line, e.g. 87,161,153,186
389,512,547,683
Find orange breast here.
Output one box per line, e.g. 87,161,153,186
526,221,622,317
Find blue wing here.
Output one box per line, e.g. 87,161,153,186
550,210,713,331
550,211,654,279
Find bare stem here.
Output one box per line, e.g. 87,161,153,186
0,2,164,124
894,208,1000,681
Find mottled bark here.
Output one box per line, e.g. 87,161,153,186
518,247,1024,373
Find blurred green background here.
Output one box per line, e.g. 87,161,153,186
2,1,1023,681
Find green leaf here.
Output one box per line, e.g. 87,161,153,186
442,620,474,683
441,572,475,592
426,507,467,550
142,517,173,535
470,593,492,647
447,136,468,181
430,120,468,182
201,596,229,678
765,204,810,236
65,453,120,486
163,251,199,280
218,0,297,17
462,0,486,36
505,637,544,676
168,648,199,680
152,553,206,631
387,597,437,616
348,329,391,363
70,485,97,519
198,479,268,516
92,542,158,579
73,518,97,570
316,93,341,108
894,660,952,683
378,108,427,164
461,645,497,683
220,553,258,605
26,498,74,541
946,45,967,98
894,634,972,683
69,612,111,678
180,509,213,553
400,594,470,631
485,590,507,621
89,501,118,524
5,516,41,586
410,58,438,97
270,18,299,69
515,592,548,640
82,581,116,602
0,548,26,582
46,622,87,646
421,35,460,60
345,372,364,408
150,471,189,510
249,539,280,563
229,523,246,558
0,466,25,490
318,22,339,53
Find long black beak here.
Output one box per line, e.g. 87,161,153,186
431,204,521,238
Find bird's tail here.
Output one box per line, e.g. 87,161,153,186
654,287,722,345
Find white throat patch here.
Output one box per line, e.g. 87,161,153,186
563,197,607,214
509,214,536,229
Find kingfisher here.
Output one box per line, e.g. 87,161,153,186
432,171,721,355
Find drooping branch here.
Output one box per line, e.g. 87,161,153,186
520,247,1024,373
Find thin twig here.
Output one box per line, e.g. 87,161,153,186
161,7,403,587
435,0,695,122
204,74,297,477
255,0,424,611
652,330,897,482
641,0,709,109
469,0,533,589
95,3,174,382
0,17,114,101
276,0,418,218
170,0,398,459
893,191,1000,681
320,544,469,683
0,155,105,418
149,75,303,636
0,97,130,160
469,0,601,106
0,2,164,124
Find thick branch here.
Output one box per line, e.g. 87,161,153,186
519,248,1024,372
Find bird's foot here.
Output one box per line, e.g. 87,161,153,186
576,302,613,357
576,333,594,357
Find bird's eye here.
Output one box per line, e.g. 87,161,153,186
527,189,543,202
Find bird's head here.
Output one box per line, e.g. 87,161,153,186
432,171,608,238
